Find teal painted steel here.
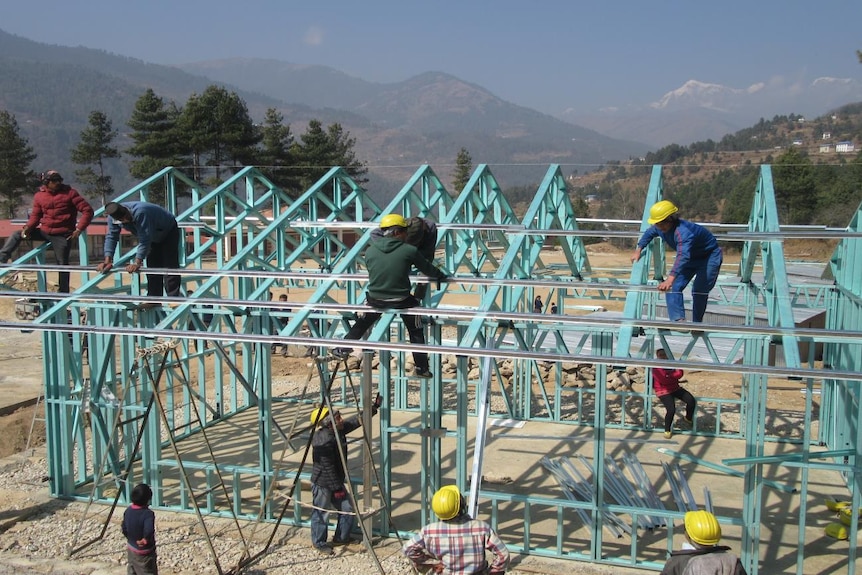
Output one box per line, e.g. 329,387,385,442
821,199,862,575
1,162,857,573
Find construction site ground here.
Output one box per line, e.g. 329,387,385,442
0,242,852,574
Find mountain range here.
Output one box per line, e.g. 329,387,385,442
1,27,860,199
562,77,862,147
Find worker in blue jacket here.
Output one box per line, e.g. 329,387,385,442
97,201,182,298
631,200,722,324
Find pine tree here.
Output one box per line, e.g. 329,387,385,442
70,111,119,207
0,110,37,218
176,92,210,182
326,122,367,184
258,108,297,194
293,119,367,192
218,91,260,170
176,86,260,185
773,147,815,225
127,89,183,183
452,147,473,193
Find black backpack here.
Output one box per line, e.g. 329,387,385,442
405,217,437,258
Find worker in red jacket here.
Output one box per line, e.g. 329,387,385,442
0,170,94,293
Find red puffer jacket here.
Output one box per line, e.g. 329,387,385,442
25,184,94,235
652,367,684,396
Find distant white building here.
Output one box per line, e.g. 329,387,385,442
792,139,803,146
822,132,832,140
819,143,832,153
836,141,856,153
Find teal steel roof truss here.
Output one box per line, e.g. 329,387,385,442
2,161,859,575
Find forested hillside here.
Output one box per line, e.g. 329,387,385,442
1,26,860,228
0,28,651,208
562,104,862,228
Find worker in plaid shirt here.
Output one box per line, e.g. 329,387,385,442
402,485,509,574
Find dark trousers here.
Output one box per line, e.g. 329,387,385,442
659,388,697,432
343,295,428,371
145,225,181,297
413,282,430,302
0,229,73,293
126,548,158,575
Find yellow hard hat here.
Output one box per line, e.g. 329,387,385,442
684,510,722,546
309,406,329,426
647,200,679,225
431,485,463,520
380,214,407,229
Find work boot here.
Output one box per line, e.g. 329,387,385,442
332,347,352,360
331,537,362,546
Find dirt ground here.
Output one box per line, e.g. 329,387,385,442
0,240,832,459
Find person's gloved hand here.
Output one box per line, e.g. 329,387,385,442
371,393,382,416
436,274,450,289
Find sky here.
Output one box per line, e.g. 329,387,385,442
2,0,861,116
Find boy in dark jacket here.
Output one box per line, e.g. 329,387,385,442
0,170,94,293
122,483,158,575
661,510,747,575
334,214,448,377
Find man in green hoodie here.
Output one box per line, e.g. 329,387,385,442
333,214,448,377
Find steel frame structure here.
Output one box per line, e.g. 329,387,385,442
0,163,860,573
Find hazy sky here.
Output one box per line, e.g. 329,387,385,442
3,0,861,115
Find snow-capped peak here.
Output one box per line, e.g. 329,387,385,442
650,80,744,111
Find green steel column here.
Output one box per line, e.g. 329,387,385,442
361,352,374,540
379,350,393,535
740,337,770,575
44,329,75,496
618,165,665,356
258,333,274,517
419,356,444,526
590,331,613,561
